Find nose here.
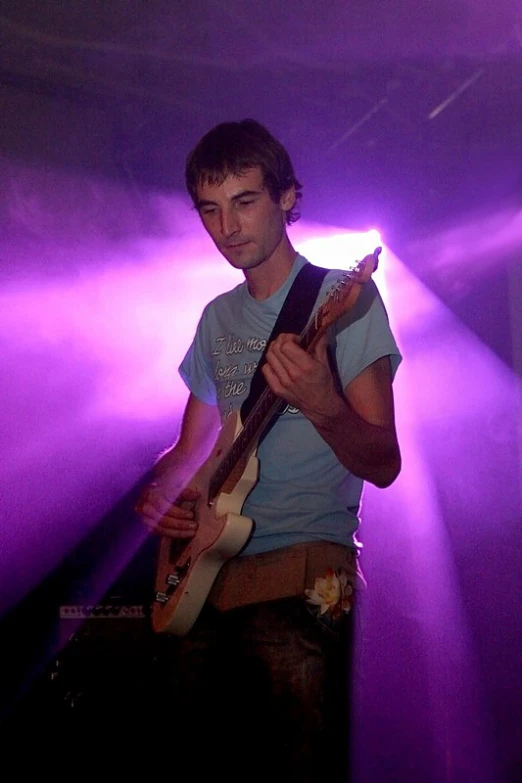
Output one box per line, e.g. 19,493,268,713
220,208,240,238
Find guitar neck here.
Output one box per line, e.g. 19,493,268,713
207,382,281,504
207,261,374,504
207,297,325,503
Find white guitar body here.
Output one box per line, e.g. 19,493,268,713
152,411,258,636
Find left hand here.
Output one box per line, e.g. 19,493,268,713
261,332,344,424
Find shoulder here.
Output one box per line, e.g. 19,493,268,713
199,281,246,322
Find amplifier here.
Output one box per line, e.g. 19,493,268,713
59,604,146,620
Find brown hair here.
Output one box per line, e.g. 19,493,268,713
185,119,302,225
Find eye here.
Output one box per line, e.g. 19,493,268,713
200,206,217,216
238,199,255,207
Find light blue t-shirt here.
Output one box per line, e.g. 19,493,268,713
179,255,401,555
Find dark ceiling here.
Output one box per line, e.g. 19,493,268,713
1,0,521,240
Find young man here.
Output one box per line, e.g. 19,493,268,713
137,119,401,781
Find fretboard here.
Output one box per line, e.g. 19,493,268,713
207,297,325,504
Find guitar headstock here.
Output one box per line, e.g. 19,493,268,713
314,246,381,334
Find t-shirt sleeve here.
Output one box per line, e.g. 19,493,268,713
178,305,218,405
333,279,402,387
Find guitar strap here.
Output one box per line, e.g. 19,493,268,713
240,261,329,423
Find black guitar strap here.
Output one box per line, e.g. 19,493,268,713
240,261,329,423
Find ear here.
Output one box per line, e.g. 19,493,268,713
280,185,296,213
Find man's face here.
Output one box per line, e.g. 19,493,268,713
195,167,295,271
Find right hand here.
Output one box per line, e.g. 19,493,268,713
135,481,200,539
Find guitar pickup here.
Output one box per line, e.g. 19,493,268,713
154,558,192,605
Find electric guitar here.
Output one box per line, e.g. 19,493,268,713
152,249,380,635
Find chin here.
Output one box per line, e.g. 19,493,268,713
226,254,263,271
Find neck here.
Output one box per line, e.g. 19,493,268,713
244,237,298,301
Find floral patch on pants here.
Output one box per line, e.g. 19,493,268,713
305,565,365,633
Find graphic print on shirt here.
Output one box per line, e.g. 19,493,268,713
212,332,265,412
211,331,299,420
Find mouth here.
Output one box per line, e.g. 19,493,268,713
225,241,250,249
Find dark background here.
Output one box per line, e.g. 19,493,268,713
1,2,521,780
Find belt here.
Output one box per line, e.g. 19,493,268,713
207,539,361,613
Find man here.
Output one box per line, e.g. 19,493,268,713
137,119,401,781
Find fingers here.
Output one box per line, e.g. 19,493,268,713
268,333,328,367
265,334,308,377
263,333,328,389
261,332,338,417
310,332,329,362
147,515,198,539
262,342,294,390
135,484,200,539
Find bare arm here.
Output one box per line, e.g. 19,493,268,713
262,334,401,488
312,355,401,487
137,393,221,537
